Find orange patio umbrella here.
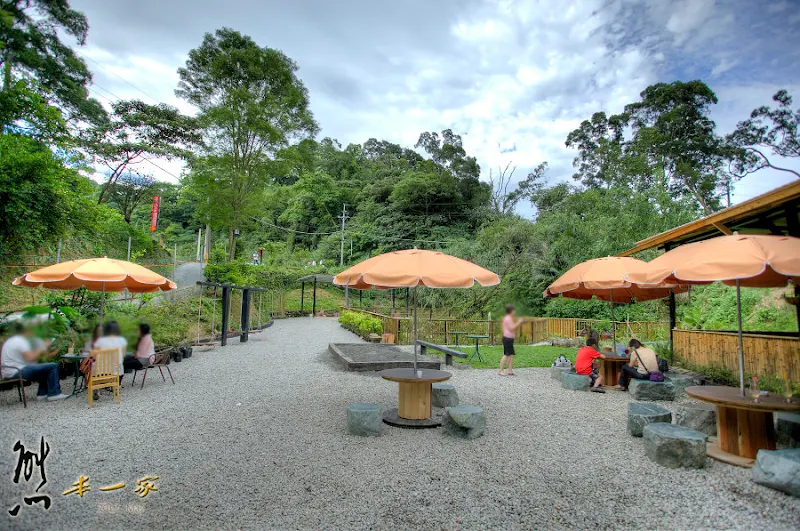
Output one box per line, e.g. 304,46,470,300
13,257,177,322
333,249,501,370
626,234,800,394
544,256,687,351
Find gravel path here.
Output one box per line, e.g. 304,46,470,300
0,318,797,530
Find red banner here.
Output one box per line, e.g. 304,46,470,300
149,196,161,232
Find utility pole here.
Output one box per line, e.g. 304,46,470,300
338,204,349,266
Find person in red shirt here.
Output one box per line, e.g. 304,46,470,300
574,336,606,393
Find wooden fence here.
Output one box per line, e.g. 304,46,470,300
673,329,800,382
342,308,669,346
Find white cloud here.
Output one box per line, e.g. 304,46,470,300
68,0,800,211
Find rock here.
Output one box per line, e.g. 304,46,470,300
550,366,572,381
663,372,698,396
432,383,459,408
752,449,800,497
347,402,381,437
627,402,672,437
776,413,800,449
643,423,707,469
675,403,717,436
561,372,590,391
628,379,675,401
442,405,486,439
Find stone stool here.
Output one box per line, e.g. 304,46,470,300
442,405,486,439
629,379,675,401
628,402,672,437
347,402,381,437
776,413,800,449
663,371,698,396
752,449,800,497
643,423,707,469
675,403,717,436
551,366,572,381
432,383,460,408
561,372,590,391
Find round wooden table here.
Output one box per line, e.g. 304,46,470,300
686,385,800,464
379,368,452,426
599,356,628,387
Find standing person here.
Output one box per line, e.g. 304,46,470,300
615,339,658,391
1,322,69,401
575,336,606,393
499,304,523,376
123,324,155,372
93,321,127,378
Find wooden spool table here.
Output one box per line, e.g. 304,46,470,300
685,385,800,467
379,368,452,428
599,356,629,387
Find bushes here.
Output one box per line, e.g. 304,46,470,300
338,310,383,339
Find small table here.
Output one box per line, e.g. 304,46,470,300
465,335,489,363
379,368,452,428
599,356,629,387
60,354,88,396
686,385,800,466
450,331,468,346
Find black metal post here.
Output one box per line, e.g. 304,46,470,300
241,288,250,343
359,290,362,307
405,287,409,316
300,281,305,315
220,285,231,347
312,276,317,317
669,290,676,361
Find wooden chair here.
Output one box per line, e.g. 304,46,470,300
134,349,175,390
87,348,121,407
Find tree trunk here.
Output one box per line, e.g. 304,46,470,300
228,227,236,261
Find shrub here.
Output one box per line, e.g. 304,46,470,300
338,310,383,339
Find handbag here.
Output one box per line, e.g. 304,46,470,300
79,356,93,377
633,349,664,382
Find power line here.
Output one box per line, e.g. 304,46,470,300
251,217,339,235
79,52,162,104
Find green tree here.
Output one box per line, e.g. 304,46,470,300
0,133,97,257
82,99,200,203
727,89,800,180
0,0,104,128
176,27,318,259
106,171,158,224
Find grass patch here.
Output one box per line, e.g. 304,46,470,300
427,345,577,369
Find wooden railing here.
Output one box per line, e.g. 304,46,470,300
341,308,669,345
673,329,800,382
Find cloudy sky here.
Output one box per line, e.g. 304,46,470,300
71,0,800,211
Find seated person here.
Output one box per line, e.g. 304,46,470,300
1,322,69,401
93,321,127,377
83,324,102,353
123,324,155,372
615,339,658,391
575,336,606,393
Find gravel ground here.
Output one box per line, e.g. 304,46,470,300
0,317,798,530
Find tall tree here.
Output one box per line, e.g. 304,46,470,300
624,81,725,213
83,99,200,204
565,111,627,189
727,89,800,179
106,172,157,224
0,0,104,129
176,27,318,259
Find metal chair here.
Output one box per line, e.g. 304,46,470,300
133,349,175,389
0,364,28,408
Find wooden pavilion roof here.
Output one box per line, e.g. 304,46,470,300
619,180,800,256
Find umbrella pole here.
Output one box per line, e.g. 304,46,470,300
736,279,745,395
100,282,105,325
413,286,418,374
610,289,616,354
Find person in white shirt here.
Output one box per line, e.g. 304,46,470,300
1,322,69,401
123,323,155,372
93,321,127,377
